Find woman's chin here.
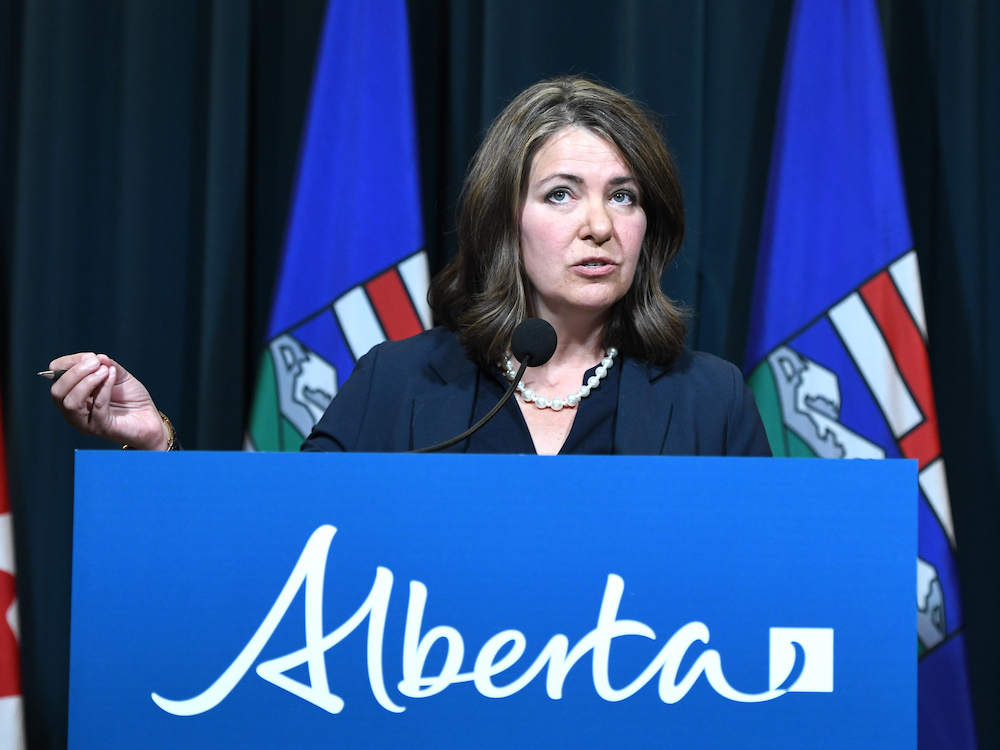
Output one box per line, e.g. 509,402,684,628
534,295,622,323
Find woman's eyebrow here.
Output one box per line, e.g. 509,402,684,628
536,172,583,185
535,173,637,186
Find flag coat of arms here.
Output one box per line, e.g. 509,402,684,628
247,0,430,452
745,1,976,746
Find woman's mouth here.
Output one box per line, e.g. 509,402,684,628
574,258,617,276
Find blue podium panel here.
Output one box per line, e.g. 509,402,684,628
70,454,915,749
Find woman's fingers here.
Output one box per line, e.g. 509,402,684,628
50,357,100,405
66,366,109,416
89,365,117,431
48,352,95,373
95,353,124,373
53,361,112,431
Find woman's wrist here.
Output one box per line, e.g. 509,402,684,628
123,411,178,451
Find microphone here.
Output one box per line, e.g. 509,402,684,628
511,317,557,367
410,318,557,453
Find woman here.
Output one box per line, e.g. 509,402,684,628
49,77,770,457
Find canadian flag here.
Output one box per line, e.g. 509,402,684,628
0,389,25,750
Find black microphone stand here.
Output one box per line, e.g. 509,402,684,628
408,357,530,454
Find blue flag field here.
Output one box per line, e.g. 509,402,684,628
745,0,977,746
247,0,429,452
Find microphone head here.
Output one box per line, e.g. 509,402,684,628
511,318,557,367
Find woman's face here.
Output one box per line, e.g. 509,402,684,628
519,127,646,324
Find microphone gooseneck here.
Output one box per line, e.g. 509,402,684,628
409,318,557,453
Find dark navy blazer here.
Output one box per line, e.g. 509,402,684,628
302,327,771,456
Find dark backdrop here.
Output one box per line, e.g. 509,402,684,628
1,1,997,747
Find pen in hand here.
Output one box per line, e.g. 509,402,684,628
37,370,67,382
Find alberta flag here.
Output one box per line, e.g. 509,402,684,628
246,0,430,451
745,1,976,747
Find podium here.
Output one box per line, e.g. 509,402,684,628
69,453,915,749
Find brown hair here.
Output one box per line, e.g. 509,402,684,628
429,76,687,366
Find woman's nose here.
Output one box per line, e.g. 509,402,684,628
579,199,612,244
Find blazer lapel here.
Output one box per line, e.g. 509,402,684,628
615,357,674,455
411,335,480,451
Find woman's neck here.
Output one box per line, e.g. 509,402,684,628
512,312,608,386
542,308,608,360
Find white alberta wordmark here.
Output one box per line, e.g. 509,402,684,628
152,525,831,715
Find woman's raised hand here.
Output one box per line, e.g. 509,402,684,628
48,353,169,450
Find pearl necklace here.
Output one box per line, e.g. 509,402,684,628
503,347,618,411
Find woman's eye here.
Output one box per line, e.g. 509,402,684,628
547,188,571,203
611,190,636,205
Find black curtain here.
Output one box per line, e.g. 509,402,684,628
1,1,996,747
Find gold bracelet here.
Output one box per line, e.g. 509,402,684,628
122,411,178,451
